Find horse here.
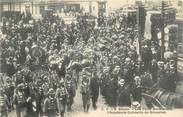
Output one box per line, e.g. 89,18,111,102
141,72,183,109
142,88,183,109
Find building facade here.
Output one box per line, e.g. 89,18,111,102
0,0,107,20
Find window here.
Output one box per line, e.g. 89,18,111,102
178,0,183,6
25,5,30,13
39,6,45,14
93,6,95,11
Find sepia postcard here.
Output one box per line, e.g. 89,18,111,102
0,0,183,117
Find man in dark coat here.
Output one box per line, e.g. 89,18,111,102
55,79,68,117
80,74,91,112
43,88,57,117
13,83,29,117
90,71,100,110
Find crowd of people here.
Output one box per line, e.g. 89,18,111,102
0,9,178,117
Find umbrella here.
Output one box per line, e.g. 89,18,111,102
70,61,82,70
81,59,91,67
164,51,173,60
98,43,106,51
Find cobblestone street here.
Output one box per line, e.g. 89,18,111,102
8,78,108,117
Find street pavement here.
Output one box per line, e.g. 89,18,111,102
64,79,108,117
8,79,108,117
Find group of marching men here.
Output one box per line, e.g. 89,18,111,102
0,8,178,117
0,65,101,117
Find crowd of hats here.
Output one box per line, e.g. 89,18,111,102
0,10,178,109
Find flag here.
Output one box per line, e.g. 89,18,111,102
134,36,140,55
144,12,152,40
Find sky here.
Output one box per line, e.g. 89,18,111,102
0,0,176,10
107,0,178,10
107,0,133,10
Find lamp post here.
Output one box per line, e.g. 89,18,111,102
137,4,144,71
31,0,33,14
161,0,165,60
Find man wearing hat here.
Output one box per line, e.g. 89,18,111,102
157,61,166,89
0,87,9,117
55,79,68,117
131,76,142,103
65,74,75,111
44,88,57,117
33,78,44,117
100,66,110,97
150,59,158,83
162,63,176,92
90,70,100,110
104,65,120,106
142,44,152,72
116,78,131,107
4,77,15,111
13,71,24,86
116,78,125,106
13,83,29,117
80,74,91,112
123,57,134,84
42,76,50,99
